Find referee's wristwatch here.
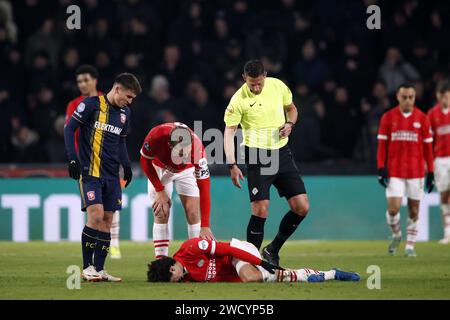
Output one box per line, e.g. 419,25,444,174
286,121,295,128
227,162,237,170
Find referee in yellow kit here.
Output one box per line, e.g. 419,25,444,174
223,60,309,266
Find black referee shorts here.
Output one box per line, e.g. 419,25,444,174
244,145,306,202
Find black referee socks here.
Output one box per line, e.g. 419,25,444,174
270,211,305,254
247,215,266,249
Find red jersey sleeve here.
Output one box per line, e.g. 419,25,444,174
422,116,434,172
140,128,164,192
377,113,389,169
187,238,262,266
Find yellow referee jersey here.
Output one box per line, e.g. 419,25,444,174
224,77,293,149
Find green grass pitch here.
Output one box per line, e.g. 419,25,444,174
0,240,449,300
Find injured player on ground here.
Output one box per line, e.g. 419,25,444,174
147,238,360,283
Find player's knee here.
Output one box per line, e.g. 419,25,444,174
290,200,309,216
387,208,400,215
252,207,269,218
240,271,260,283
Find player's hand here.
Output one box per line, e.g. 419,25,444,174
230,165,244,189
199,227,215,240
260,260,284,274
279,122,294,138
378,168,388,188
426,172,435,193
152,191,171,218
68,158,81,180
123,166,133,188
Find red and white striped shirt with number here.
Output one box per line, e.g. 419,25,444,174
428,103,450,158
377,106,434,178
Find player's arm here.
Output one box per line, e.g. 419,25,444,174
140,138,171,212
280,102,298,138
119,113,132,188
376,113,389,187
194,239,283,273
423,118,435,193
280,80,296,138
64,116,82,164
64,100,93,180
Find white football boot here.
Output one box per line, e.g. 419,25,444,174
82,265,103,282
98,270,122,282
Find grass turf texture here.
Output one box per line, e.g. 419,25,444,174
0,240,449,300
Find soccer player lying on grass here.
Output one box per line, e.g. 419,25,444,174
147,238,360,283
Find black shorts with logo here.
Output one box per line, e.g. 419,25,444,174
244,145,306,202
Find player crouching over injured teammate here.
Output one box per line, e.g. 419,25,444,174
147,238,360,283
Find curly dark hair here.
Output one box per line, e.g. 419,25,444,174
147,257,177,282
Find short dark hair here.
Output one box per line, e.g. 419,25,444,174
75,64,98,79
114,72,142,95
436,81,450,94
244,60,265,78
147,257,176,282
396,82,416,93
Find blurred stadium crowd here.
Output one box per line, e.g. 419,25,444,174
0,0,449,166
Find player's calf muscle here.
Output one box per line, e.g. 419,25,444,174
239,265,263,282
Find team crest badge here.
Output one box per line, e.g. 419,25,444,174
87,191,95,201
197,259,204,268
198,240,209,250
120,113,126,123
76,102,85,113
413,122,421,128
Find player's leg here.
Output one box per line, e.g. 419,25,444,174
435,159,450,244
263,193,309,266
404,178,424,257
148,168,174,259
244,147,276,251
110,211,121,259
79,176,103,281
385,177,405,255
250,266,360,283
246,167,272,249
439,191,450,244
93,178,123,281
263,149,308,266
174,167,201,238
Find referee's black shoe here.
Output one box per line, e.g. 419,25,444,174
262,245,280,267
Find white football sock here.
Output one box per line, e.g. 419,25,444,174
153,223,169,258
188,223,201,239
441,204,450,238
258,267,324,283
386,211,402,238
406,218,418,250
110,211,120,248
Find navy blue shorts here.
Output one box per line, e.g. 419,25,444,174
78,175,122,212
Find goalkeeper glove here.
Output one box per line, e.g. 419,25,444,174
426,172,434,193
260,260,284,274
68,158,81,180
123,166,133,188
378,168,388,188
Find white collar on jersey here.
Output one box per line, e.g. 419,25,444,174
442,107,450,115
400,111,413,118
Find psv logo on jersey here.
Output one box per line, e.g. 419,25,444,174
120,113,126,124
